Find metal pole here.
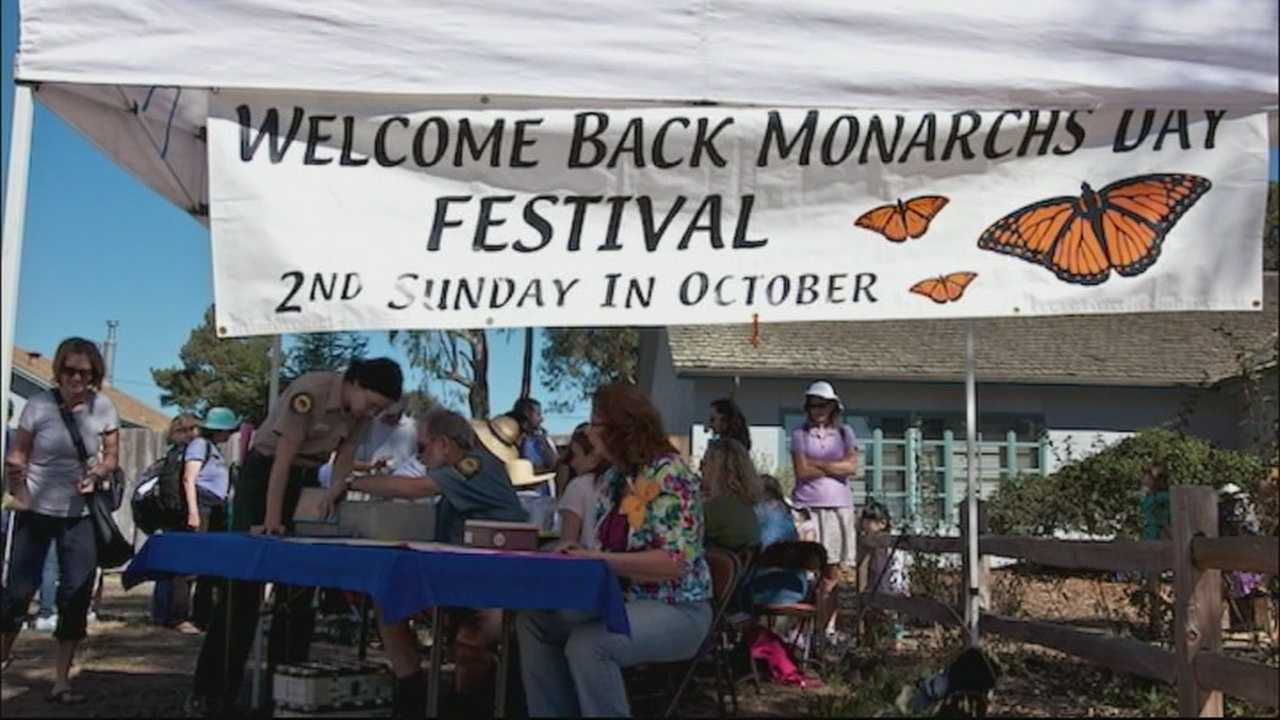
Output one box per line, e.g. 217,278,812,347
427,607,444,718
1,84,35,476
964,324,980,646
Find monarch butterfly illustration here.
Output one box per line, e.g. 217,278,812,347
855,195,949,242
910,272,977,304
977,174,1211,285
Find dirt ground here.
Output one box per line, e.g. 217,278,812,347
1,571,1275,718
2,574,202,718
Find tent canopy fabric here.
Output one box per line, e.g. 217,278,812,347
15,0,1280,216
18,0,1280,107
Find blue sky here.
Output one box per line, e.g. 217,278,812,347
0,2,589,432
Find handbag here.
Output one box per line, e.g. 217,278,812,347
51,390,134,568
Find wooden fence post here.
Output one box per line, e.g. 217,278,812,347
1172,486,1223,717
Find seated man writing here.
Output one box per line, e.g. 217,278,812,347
320,408,527,718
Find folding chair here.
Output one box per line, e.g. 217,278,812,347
749,541,828,679
663,546,744,718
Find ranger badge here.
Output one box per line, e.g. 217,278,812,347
457,457,481,477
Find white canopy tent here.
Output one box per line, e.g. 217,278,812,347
3,0,1278,646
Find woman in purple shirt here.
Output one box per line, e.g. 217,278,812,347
790,380,860,647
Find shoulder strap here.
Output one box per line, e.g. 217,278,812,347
51,389,91,465
838,424,855,454
182,438,215,468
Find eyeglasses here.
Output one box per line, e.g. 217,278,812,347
61,367,93,380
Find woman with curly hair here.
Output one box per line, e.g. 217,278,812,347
517,383,712,717
700,438,762,551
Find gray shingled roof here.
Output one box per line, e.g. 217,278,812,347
668,274,1278,387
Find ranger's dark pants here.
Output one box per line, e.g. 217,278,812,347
192,451,318,707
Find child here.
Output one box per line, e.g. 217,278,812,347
1138,462,1172,639
860,501,907,641
1139,462,1171,541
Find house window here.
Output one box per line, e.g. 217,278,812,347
782,407,1046,528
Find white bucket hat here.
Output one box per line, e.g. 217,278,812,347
805,380,844,412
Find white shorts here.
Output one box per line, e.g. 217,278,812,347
810,506,858,567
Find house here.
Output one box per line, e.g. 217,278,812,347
8,345,172,433
639,273,1278,528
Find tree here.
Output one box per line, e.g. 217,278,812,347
151,306,278,423
540,328,640,407
987,428,1267,539
394,330,491,418
520,327,535,399
284,332,368,380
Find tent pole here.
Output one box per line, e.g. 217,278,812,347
268,335,283,411
1,83,35,469
964,323,980,646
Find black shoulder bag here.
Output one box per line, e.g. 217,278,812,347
52,390,134,568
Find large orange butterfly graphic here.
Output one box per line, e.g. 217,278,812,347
977,173,1210,285
910,272,977,304
855,195,949,242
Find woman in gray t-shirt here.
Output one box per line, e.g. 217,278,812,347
2,338,120,704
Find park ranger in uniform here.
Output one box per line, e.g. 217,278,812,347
322,409,527,718
189,358,403,717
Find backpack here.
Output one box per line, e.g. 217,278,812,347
131,441,211,534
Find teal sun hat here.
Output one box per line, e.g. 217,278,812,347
201,407,241,431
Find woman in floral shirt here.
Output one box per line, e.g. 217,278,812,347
517,383,712,717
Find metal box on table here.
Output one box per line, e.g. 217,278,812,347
291,488,437,543
337,499,437,542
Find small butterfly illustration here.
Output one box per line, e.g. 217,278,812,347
910,272,977,304
855,195,949,242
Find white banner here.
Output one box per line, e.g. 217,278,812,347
208,93,1269,336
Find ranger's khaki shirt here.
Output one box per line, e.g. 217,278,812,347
251,371,365,467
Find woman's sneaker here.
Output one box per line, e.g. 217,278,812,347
34,614,58,632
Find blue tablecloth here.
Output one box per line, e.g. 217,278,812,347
123,533,630,634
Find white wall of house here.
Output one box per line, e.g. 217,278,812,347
678,377,1235,443
7,372,46,428
642,330,1250,467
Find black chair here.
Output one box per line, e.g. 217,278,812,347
748,541,828,680
625,546,745,718
664,546,744,717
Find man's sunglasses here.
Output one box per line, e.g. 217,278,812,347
61,367,94,380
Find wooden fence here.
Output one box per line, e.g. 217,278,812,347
855,486,1279,716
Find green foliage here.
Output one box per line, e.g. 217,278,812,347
284,332,367,380
539,328,639,408
393,329,490,418
151,306,278,423
988,428,1268,538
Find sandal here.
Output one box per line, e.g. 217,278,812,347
45,687,87,705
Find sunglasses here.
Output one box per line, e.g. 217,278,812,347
805,401,834,410
61,367,94,380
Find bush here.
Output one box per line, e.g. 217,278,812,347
988,429,1268,539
